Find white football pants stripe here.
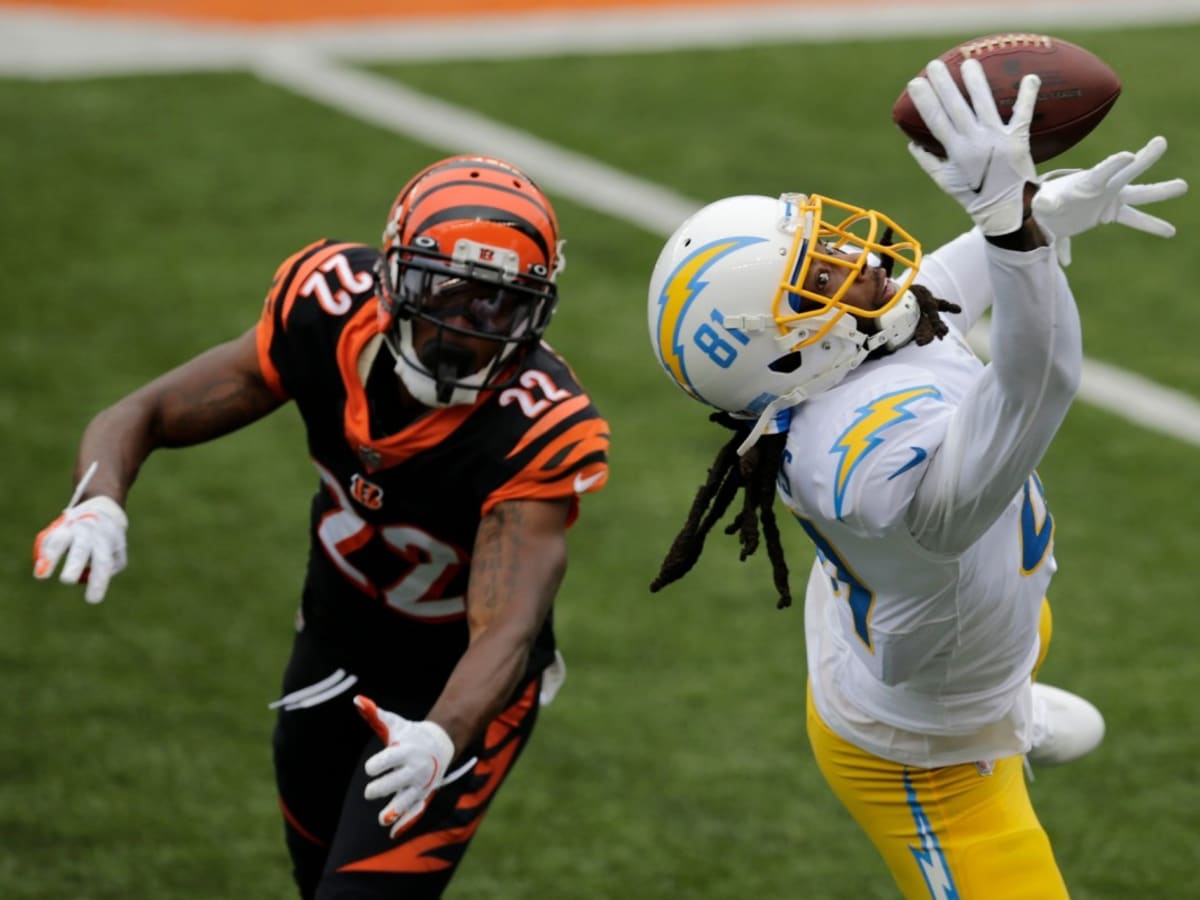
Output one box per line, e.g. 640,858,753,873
269,668,359,711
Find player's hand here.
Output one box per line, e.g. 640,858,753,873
355,695,455,838
906,58,1040,236
1033,136,1188,265
33,495,128,604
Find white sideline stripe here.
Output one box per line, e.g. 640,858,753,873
968,324,1200,447
276,1,1200,63
7,3,1199,447
252,48,697,237
4,2,1200,77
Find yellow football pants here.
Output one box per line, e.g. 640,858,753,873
807,601,1068,899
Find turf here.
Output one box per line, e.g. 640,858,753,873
2,23,1198,900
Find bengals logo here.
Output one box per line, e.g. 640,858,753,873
350,473,384,510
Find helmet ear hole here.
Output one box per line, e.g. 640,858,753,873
769,352,804,374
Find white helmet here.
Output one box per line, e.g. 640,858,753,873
647,193,925,452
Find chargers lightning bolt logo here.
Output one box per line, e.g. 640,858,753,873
832,385,941,519
904,770,961,899
653,236,765,402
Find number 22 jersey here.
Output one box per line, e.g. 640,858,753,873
254,239,610,708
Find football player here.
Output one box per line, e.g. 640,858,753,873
33,154,609,899
646,60,1186,897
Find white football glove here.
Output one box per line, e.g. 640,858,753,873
33,495,128,604
355,695,455,838
1033,135,1188,265
906,58,1041,236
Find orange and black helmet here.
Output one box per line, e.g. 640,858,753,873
376,155,564,403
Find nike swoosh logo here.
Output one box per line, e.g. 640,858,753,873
888,447,928,480
573,470,605,493
969,149,993,194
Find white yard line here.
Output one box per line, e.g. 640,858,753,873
8,2,1200,445
967,324,1200,447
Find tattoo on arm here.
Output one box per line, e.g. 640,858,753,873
155,372,280,446
470,503,524,620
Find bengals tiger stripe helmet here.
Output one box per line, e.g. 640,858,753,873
377,154,565,407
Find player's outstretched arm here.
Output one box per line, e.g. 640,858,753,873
903,58,1082,553
354,497,570,836
33,327,285,602
435,497,570,743
1033,135,1189,265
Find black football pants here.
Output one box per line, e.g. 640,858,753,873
272,640,542,899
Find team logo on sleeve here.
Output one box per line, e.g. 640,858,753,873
831,385,941,519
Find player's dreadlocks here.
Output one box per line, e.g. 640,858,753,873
907,283,963,347
650,282,961,611
649,413,793,608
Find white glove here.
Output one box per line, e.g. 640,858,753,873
33,495,128,604
1033,136,1188,265
355,695,455,838
906,58,1041,235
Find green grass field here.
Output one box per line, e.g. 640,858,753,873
3,21,1199,900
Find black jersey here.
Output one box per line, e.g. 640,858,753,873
255,239,609,707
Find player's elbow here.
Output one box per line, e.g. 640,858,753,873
1046,349,1082,400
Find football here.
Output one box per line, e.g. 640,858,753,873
891,33,1122,163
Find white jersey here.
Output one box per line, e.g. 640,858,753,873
783,230,1082,767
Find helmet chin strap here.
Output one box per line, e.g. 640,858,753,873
736,389,806,456
430,350,476,405
395,351,485,408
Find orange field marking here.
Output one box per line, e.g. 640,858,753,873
7,0,941,26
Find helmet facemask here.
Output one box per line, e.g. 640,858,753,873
376,236,558,406
772,193,922,352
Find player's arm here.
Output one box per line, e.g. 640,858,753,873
33,327,284,601
431,497,570,744
906,237,1078,552
73,327,284,503
353,497,571,838
898,60,1081,553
